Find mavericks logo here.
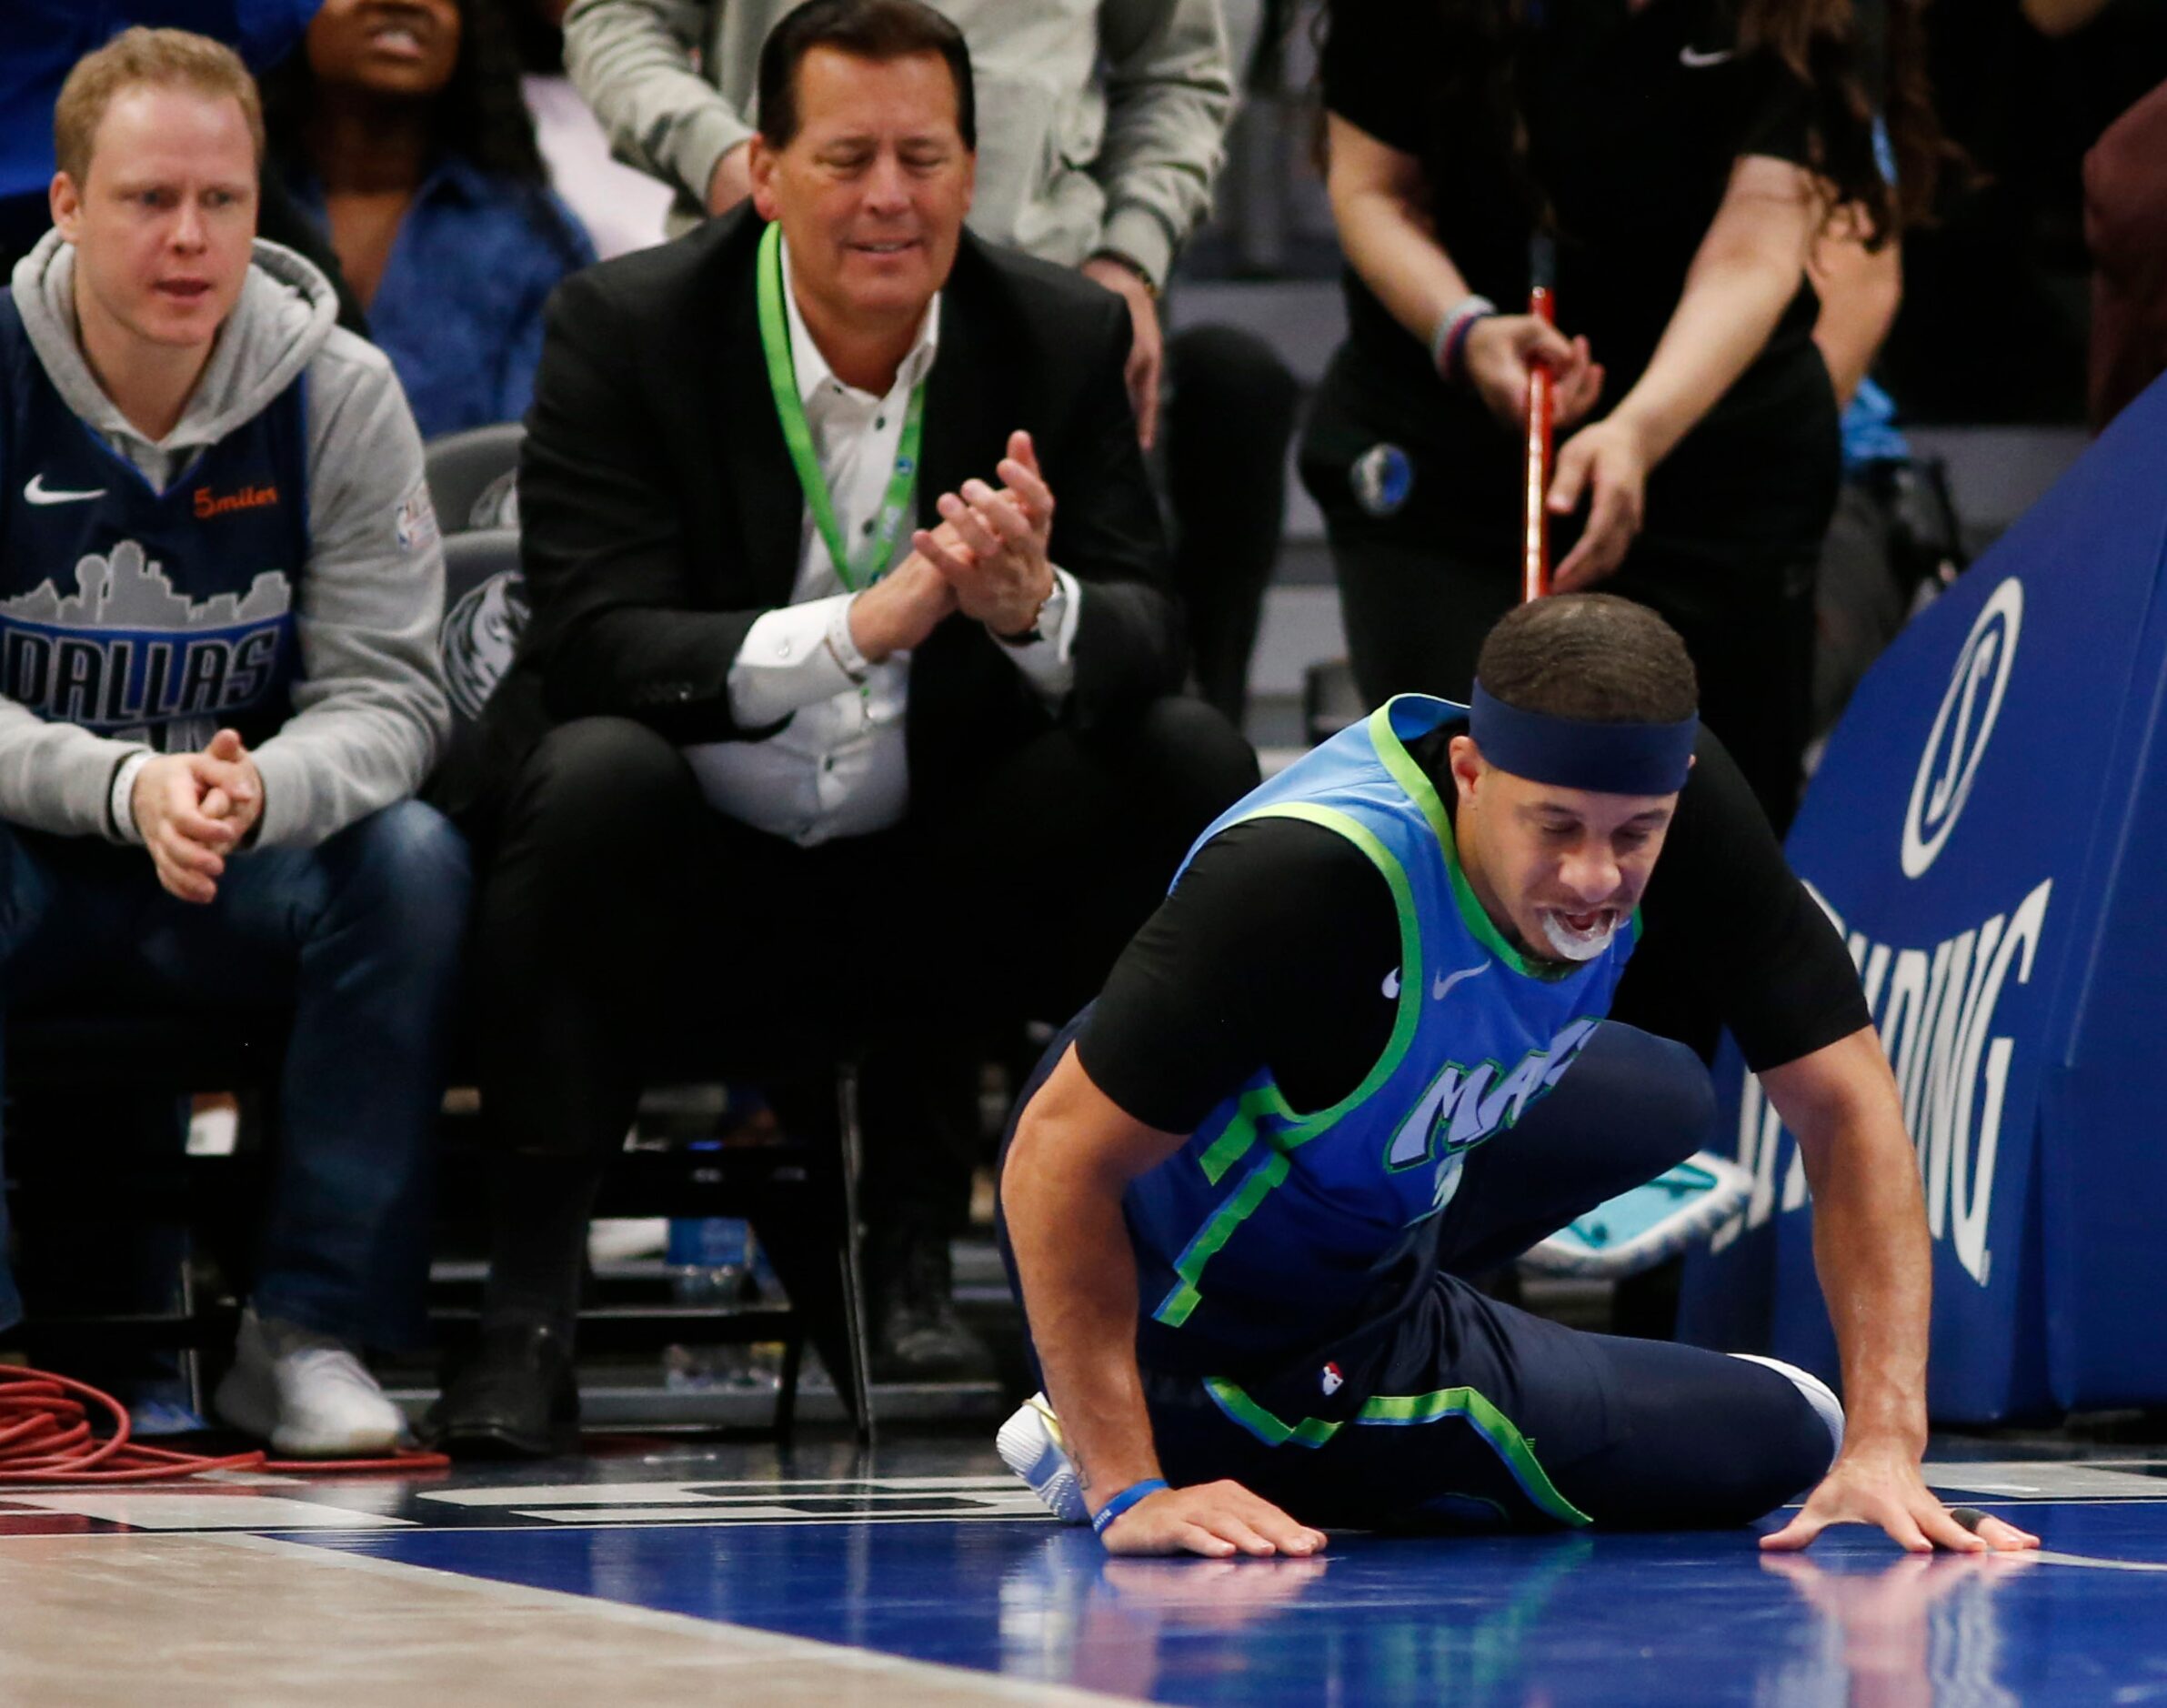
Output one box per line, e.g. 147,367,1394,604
1902,577,2022,879
439,567,530,720
1349,443,1413,517
1383,1018,1600,1173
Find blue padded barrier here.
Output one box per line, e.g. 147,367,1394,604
1680,373,2167,1422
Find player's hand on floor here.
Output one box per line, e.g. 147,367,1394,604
1760,1445,2041,1554
1098,1480,1328,1559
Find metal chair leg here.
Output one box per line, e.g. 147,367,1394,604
834,1060,876,1445
773,1325,804,1444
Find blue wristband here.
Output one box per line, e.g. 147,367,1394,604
1090,1477,1169,1537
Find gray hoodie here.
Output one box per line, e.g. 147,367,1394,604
2,233,450,850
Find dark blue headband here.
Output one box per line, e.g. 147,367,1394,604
1469,681,1698,796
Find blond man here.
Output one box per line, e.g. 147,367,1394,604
0,30,464,1454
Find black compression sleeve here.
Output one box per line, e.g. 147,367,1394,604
1075,819,1404,1134
1620,728,1871,1070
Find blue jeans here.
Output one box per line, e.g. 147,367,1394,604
0,800,470,1347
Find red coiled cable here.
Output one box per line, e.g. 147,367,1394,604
0,1363,448,1482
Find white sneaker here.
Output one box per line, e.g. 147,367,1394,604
214,1306,407,1457
997,1392,1089,1524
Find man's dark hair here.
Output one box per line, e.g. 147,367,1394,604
1475,594,1699,723
757,0,976,151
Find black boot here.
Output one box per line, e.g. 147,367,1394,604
868,1226,995,1383
426,1318,580,1459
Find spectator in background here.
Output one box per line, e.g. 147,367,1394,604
0,4,369,330
503,0,675,258
2084,78,2167,427
1806,196,1917,746
1877,0,2166,426
2008,0,2167,429
1300,0,1941,834
1801,121,1978,753
560,0,1299,724
426,0,1257,1450
260,0,597,440
0,29,465,1452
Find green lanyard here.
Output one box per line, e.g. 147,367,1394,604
756,221,927,593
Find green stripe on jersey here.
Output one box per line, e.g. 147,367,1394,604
1152,801,1427,1324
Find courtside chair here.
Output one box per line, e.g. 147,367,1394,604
424,437,877,1442
2,1010,283,1374
422,420,525,536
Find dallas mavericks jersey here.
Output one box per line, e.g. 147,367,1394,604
1126,695,1640,1371
0,291,306,756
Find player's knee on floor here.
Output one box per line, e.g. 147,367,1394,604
1728,1352,1842,1465
1550,1337,1841,1530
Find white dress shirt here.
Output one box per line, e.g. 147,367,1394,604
682,237,1081,846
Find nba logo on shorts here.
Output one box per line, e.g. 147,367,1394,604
1320,1361,1345,1396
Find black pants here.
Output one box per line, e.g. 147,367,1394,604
1001,1019,1835,1532
1161,326,1301,725
1327,529,1817,836
466,702,1256,1290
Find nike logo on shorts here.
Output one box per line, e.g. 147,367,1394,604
25,475,107,506
1679,45,1735,66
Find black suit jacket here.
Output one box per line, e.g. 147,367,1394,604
485,209,1184,819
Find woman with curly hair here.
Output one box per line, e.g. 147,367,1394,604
262,0,596,439
1300,0,1944,830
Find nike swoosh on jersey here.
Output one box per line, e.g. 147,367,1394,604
1382,967,1401,1000
25,475,108,506
1432,962,1491,1000
1678,45,1736,66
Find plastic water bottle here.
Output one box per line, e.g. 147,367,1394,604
667,1213,748,1304
663,1216,774,1392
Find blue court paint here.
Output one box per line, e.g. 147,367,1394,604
289,1501,2167,1705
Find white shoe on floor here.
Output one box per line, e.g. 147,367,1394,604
214,1306,407,1457
997,1392,1089,1524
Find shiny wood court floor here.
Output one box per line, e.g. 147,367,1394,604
3,1433,2164,1704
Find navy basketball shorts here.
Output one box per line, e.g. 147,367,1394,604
1139,1280,1840,1532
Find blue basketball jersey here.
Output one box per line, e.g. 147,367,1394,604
1126,696,1640,1368
0,289,307,755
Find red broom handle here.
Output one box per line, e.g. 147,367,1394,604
1522,284,1556,603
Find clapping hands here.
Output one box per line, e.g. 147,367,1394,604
912,429,1056,638
848,429,1058,660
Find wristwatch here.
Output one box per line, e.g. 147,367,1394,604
1087,249,1160,299
995,573,1063,647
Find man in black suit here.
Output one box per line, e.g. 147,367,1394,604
430,0,1259,1453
